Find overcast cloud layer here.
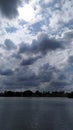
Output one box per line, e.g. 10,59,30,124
0,0,73,92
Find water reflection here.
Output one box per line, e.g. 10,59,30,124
0,97,73,130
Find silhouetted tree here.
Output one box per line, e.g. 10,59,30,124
23,90,34,97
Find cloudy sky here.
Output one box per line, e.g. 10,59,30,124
0,0,73,92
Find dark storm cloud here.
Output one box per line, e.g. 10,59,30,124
4,76,39,89
17,79,39,87
38,63,54,83
37,63,69,91
19,42,31,54
58,74,66,81
4,39,17,50
15,66,38,80
0,62,69,90
14,64,56,88
17,72,37,82
21,55,42,66
15,67,39,88
0,69,13,76
19,33,63,55
50,80,69,89
31,37,62,54
3,67,40,89
0,0,22,19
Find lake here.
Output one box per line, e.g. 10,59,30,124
0,97,73,130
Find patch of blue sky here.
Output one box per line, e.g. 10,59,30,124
28,21,43,34
40,0,61,10
6,27,18,33
19,19,27,26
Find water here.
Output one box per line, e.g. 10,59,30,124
0,97,73,130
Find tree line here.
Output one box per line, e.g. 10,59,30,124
0,90,73,98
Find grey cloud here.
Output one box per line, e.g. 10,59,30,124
31,36,62,54
4,80,39,90
0,69,13,76
58,74,66,80
4,39,17,50
15,64,57,88
19,33,63,55
38,63,54,83
3,67,39,89
16,67,38,80
19,42,31,54
49,80,69,91
11,53,22,59
67,55,73,68
63,31,73,40
0,62,69,91
0,0,22,19
17,72,37,82
21,56,42,66
68,56,73,64
37,63,70,91
17,80,39,87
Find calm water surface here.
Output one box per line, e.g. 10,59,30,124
0,97,73,130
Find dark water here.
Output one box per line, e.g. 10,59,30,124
0,97,73,130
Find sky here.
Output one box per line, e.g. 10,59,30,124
0,0,73,92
